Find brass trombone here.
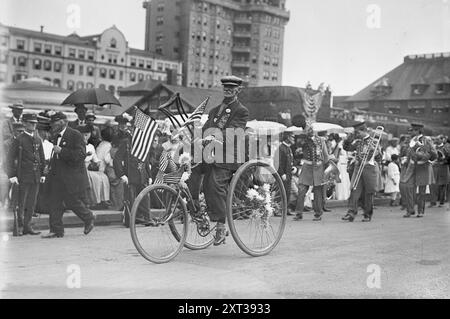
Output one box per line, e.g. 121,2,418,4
351,126,384,191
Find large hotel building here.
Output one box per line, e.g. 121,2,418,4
0,23,183,95
143,0,290,88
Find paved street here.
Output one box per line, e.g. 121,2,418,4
1,206,449,299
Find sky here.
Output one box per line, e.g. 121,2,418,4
1,0,449,96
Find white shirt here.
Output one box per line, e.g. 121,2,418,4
57,127,67,146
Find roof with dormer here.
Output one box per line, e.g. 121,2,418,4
347,52,450,101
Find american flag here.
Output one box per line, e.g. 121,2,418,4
131,107,158,162
183,97,210,127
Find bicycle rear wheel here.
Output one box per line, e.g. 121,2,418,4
226,160,287,257
130,184,188,264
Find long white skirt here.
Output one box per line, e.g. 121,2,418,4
87,170,110,205
335,162,351,201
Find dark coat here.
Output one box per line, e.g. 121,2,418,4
401,135,437,186
113,135,151,186
47,126,90,194
7,132,45,184
277,142,293,178
68,119,86,129
202,99,249,171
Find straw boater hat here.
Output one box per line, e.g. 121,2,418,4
9,101,24,110
22,113,38,123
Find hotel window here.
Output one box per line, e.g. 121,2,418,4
109,69,116,79
16,39,25,50
43,60,52,71
44,44,52,54
273,44,280,53
78,50,85,59
67,80,75,91
272,57,279,66
157,3,164,12
77,81,84,89
88,51,94,60
52,46,61,56
156,32,164,42
271,72,278,81
165,63,171,71
157,62,163,71
53,79,61,87
138,73,144,81
18,56,27,67
130,58,136,67
110,38,117,48
130,72,136,82
67,63,75,74
99,68,107,78
119,70,123,80
435,83,450,95
87,66,94,76
86,82,94,89
251,70,257,79
33,59,42,70
34,42,42,53
146,61,152,69
79,65,84,76
146,74,152,80
69,48,76,58
156,16,164,25
138,60,144,68
54,62,62,72
156,46,163,54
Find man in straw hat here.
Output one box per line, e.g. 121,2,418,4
3,101,24,141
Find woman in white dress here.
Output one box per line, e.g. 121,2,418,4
77,126,110,208
333,135,351,201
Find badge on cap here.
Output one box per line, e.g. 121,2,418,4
226,109,231,114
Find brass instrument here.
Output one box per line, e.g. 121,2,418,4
351,126,384,191
324,161,341,183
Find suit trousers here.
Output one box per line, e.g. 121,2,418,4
49,178,94,235
18,183,39,230
188,164,234,224
348,165,376,218
430,184,447,205
295,184,324,217
405,185,427,215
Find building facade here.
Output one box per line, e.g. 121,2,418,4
143,0,290,88
1,23,183,95
344,53,450,127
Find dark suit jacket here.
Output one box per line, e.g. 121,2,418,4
202,99,249,170
277,143,293,179
7,132,45,184
2,117,21,141
113,135,151,186
47,126,89,194
68,119,86,129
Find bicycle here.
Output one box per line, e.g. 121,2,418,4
130,159,287,264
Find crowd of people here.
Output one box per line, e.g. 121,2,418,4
277,119,450,221
1,76,449,241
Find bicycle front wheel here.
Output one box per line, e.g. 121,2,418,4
226,160,287,257
130,184,188,264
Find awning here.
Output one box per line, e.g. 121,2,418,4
408,104,425,109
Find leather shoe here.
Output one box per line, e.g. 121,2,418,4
323,208,332,212
41,232,64,239
416,214,424,218
23,228,41,235
313,216,322,221
403,213,411,218
213,224,228,246
362,217,371,222
84,220,95,235
293,214,303,221
342,214,354,222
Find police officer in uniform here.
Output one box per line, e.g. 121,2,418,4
7,114,45,236
342,122,382,222
277,131,295,214
401,123,437,218
113,114,152,226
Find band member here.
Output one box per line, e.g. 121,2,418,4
277,131,294,215
342,122,382,222
292,115,330,221
7,114,45,236
429,135,449,207
399,129,413,211
187,75,249,246
42,112,95,238
3,101,24,141
401,123,437,218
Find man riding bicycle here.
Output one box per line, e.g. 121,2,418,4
187,76,249,246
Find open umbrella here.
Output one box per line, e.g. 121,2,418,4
61,88,121,107
311,122,344,134
246,120,287,135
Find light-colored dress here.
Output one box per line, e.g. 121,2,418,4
385,162,400,194
85,143,110,205
335,142,351,200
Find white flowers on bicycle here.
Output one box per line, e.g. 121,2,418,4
245,184,274,228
